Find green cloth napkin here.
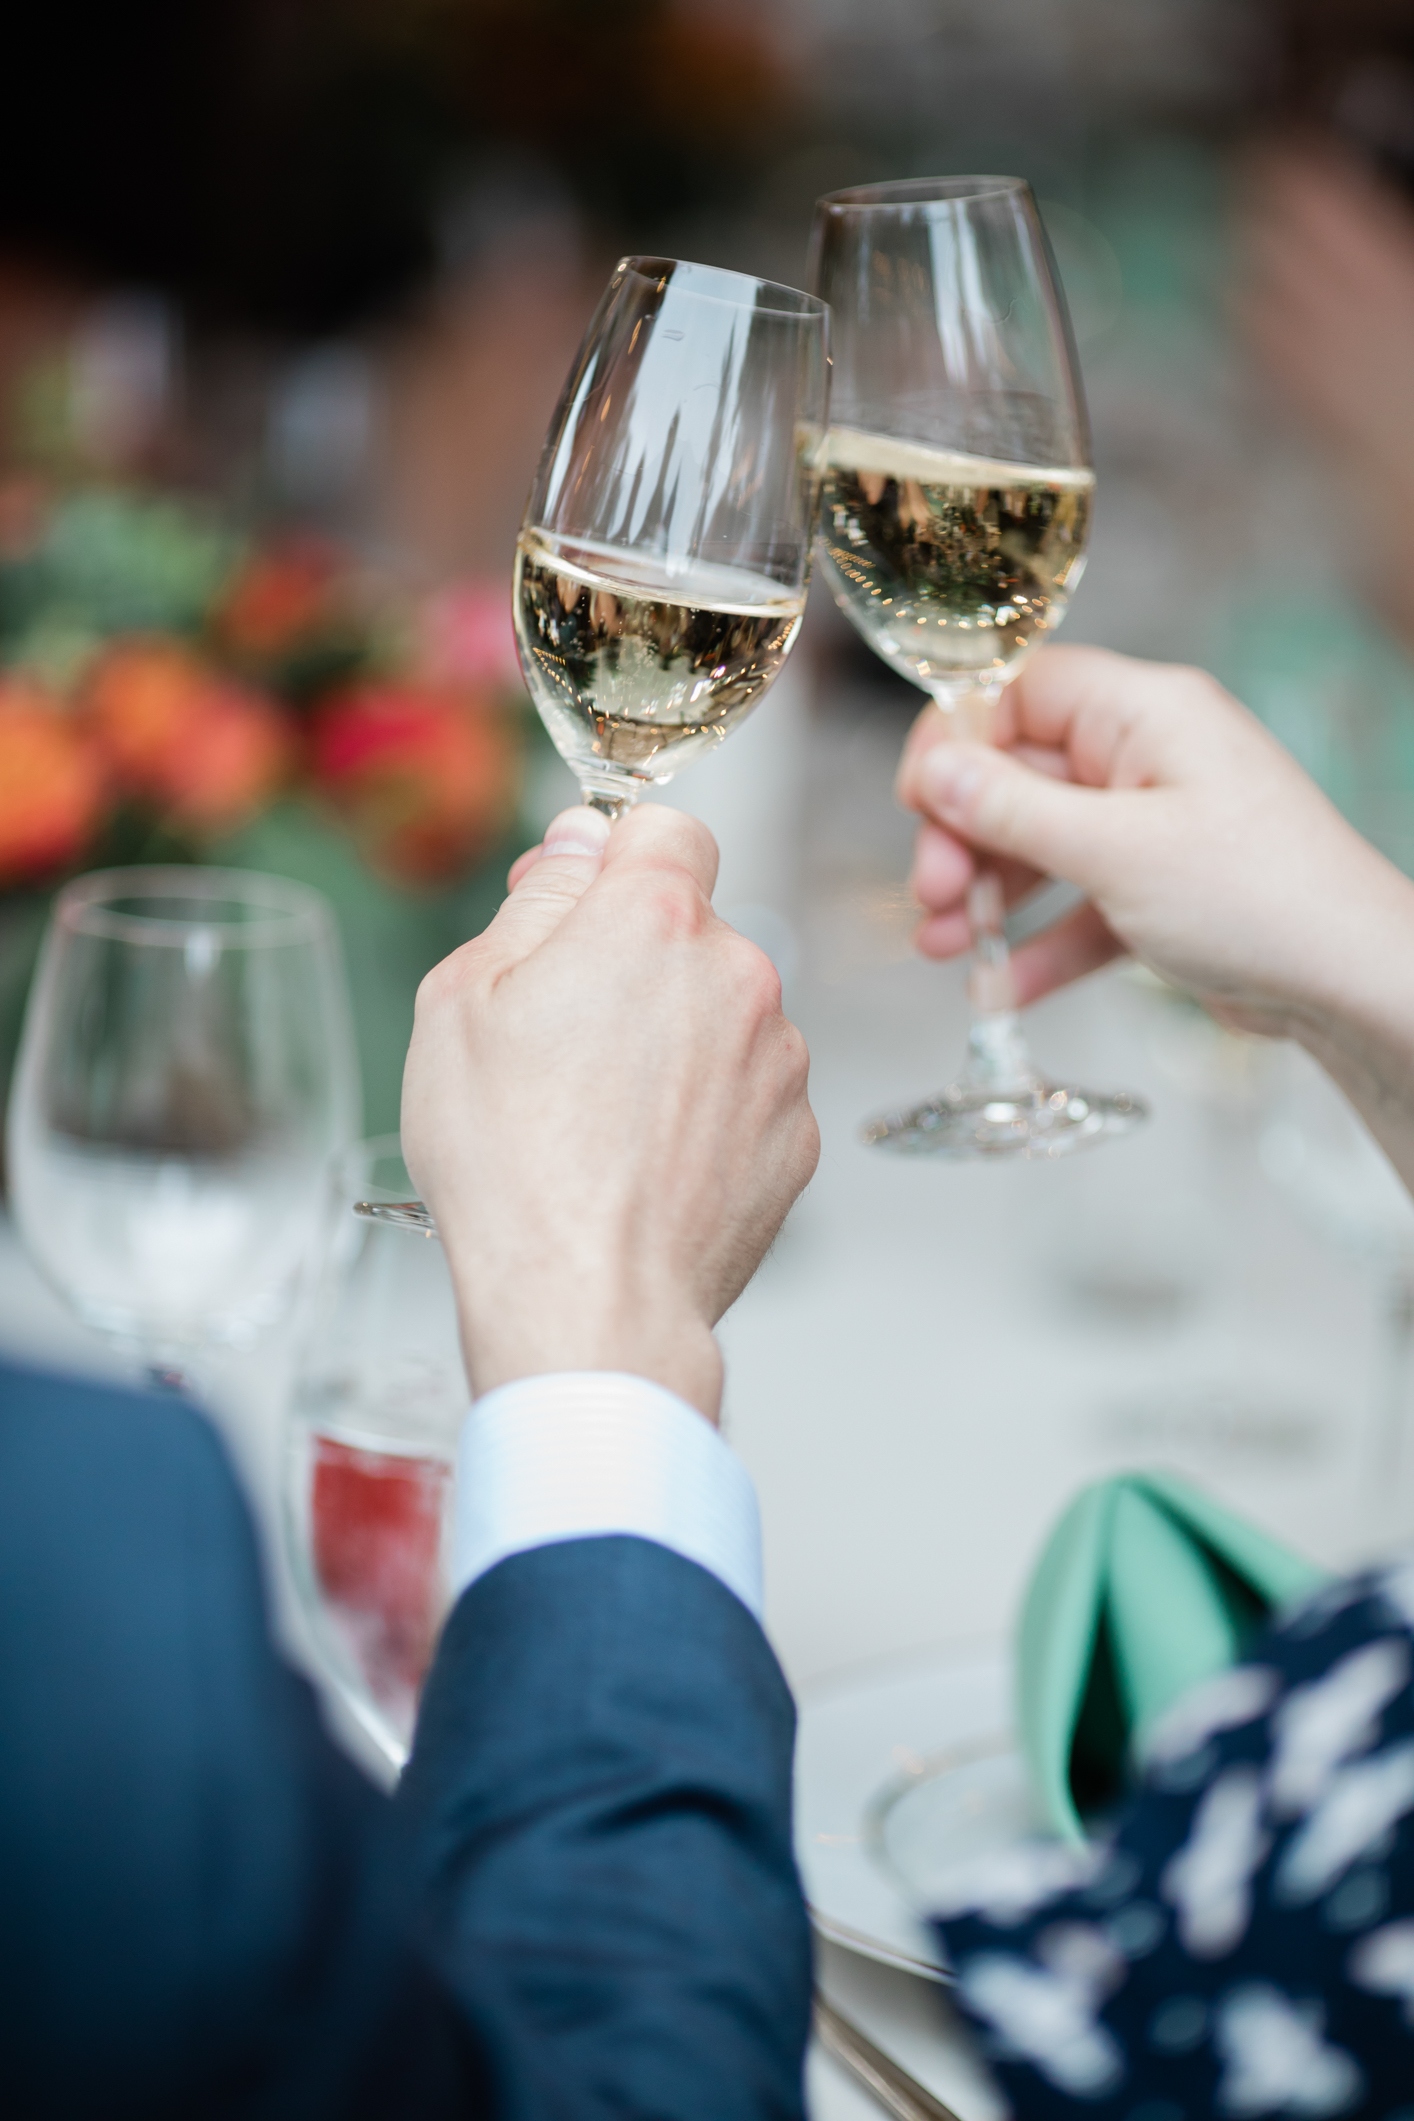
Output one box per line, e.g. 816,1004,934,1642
1017,1471,1327,1844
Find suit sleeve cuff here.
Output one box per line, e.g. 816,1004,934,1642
449,1371,764,1621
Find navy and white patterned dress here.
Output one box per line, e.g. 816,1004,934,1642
933,1563,1414,2118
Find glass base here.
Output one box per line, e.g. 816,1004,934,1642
863,1012,1147,1159
863,1077,1148,1159
354,1198,439,1235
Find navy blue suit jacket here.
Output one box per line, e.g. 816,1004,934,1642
0,1358,811,2119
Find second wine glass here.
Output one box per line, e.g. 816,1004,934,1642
809,177,1146,1158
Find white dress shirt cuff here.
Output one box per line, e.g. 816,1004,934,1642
450,1371,764,1621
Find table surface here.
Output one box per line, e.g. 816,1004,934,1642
1,682,1406,2120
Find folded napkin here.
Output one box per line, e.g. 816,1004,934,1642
1017,1470,1326,1843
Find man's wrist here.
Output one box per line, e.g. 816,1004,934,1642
449,1279,725,1425
451,1371,763,1616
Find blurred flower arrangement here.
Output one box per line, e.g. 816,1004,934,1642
0,462,539,1142
0,481,525,894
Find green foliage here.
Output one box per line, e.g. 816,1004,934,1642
0,490,240,679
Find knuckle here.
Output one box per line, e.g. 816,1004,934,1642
676,811,718,872
639,868,710,944
778,1017,810,1089
412,940,481,1022
413,960,455,1022
727,934,783,1016
720,933,784,1022
971,770,1015,841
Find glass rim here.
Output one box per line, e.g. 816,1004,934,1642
616,254,829,322
53,864,333,949
814,175,1030,214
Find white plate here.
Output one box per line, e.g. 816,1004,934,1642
795,1644,1046,1982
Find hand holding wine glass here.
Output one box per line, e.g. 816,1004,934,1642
362,254,827,1236
808,175,1143,1156
900,641,1414,1199
402,802,819,1420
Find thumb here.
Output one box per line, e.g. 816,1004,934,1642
916,742,1115,888
479,806,612,969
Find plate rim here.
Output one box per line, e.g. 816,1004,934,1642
795,1636,1016,1985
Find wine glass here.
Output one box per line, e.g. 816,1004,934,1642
808,177,1147,1157
6,866,360,1387
285,1138,463,1768
514,254,829,816
358,254,830,1235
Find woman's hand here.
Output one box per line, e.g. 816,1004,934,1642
897,643,1414,1184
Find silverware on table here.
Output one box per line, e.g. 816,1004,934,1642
813,1993,964,2121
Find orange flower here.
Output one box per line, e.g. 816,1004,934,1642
85,639,291,833
311,681,520,886
215,539,345,661
0,681,107,886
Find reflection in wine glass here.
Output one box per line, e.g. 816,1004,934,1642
286,1139,464,1768
808,177,1146,1159
6,866,359,1388
360,255,830,1237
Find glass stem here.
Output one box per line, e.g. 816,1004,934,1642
934,676,1040,1099
965,876,1040,1098
578,772,639,822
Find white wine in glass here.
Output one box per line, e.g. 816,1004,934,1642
514,533,804,790
820,430,1093,692
360,255,829,1234
809,177,1145,1157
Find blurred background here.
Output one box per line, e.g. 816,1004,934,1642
9,0,1414,1707
8,0,1414,1123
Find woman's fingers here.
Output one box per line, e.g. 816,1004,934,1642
913,907,973,961
913,878,1121,990
910,819,1042,915
897,644,1192,819
1007,899,1123,1006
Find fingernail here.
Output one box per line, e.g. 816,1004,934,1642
920,748,984,816
541,808,612,859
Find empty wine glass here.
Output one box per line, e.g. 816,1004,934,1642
7,866,359,1387
360,254,830,1236
808,176,1147,1157
285,1139,464,1768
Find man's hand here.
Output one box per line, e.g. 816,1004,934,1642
897,642,1414,1187
401,804,819,1423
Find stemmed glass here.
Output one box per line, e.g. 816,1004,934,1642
285,1139,463,1769
7,867,359,1387
514,254,829,816
359,254,830,1234
809,177,1146,1157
